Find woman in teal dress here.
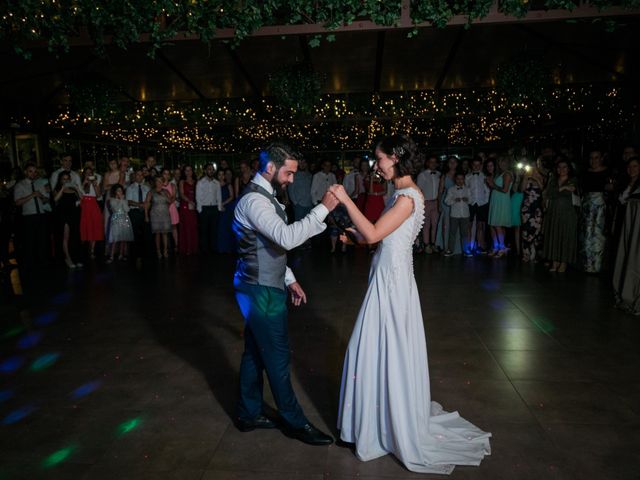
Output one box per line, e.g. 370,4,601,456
487,157,513,257
543,158,578,273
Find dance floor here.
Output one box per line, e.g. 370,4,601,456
1,250,639,480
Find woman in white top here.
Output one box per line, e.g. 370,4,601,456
79,167,104,259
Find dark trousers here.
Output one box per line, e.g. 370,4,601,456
199,206,220,254
234,279,307,428
19,214,48,270
128,209,152,259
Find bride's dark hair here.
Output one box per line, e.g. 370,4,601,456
375,134,418,177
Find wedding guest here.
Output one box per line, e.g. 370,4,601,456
579,149,611,273
332,161,345,184
363,165,386,224
217,169,236,253
145,177,172,259
102,158,124,245
14,163,50,271
510,166,525,257
106,184,134,263
342,157,364,203
460,158,471,175
79,166,104,259
284,158,312,223
234,161,253,197
520,158,547,263
145,155,161,178
465,156,490,254
486,157,513,258
543,158,578,273
613,157,640,315
125,169,151,259
119,156,131,187
416,155,441,254
161,168,180,253
82,160,102,187
435,157,458,253
53,171,83,268
196,164,223,254
0,167,18,269
311,160,337,205
178,165,199,255
444,172,471,257
50,153,82,190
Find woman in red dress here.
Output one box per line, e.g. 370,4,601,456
178,165,199,255
79,166,104,258
363,170,387,223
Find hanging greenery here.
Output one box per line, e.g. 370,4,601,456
1,1,638,59
496,55,551,105
268,62,324,115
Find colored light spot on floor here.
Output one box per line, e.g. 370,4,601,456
34,312,58,327
2,325,25,339
2,405,37,425
70,380,102,400
0,356,24,374
50,292,72,306
481,280,500,291
489,298,510,310
30,353,61,372
117,417,143,436
531,316,556,334
17,331,43,350
43,445,77,468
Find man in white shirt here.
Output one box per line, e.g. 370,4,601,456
310,160,337,205
233,142,339,446
50,154,82,190
416,155,441,253
196,164,223,254
465,156,490,253
126,169,152,259
14,163,50,271
444,172,471,257
342,157,364,201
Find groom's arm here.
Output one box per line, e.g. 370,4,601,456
241,193,329,251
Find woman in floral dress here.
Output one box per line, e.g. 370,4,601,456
520,158,547,262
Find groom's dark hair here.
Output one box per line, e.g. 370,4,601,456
258,142,301,173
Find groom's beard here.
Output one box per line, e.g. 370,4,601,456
271,177,285,197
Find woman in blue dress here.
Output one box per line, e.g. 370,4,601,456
487,157,513,258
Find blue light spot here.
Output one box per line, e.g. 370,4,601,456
34,312,59,327
0,389,14,403
0,356,24,374
489,298,510,310
51,292,72,305
30,353,61,372
17,331,44,350
2,405,37,425
482,280,500,292
70,380,103,400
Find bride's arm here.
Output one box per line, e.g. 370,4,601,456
330,185,413,244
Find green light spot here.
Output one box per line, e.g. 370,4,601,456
43,445,76,468
30,353,61,372
531,316,556,334
117,417,143,436
3,325,25,339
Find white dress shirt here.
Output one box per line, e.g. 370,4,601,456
196,176,223,212
50,168,82,191
416,169,441,201
445,185,471,218
14,178,50,216
235,174,329,286
310,171,337,205
126,182,151,209
465,171,490,206
343,171,364,199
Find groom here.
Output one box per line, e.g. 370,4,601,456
233,143,339,445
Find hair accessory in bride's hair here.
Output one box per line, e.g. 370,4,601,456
393,146,405,158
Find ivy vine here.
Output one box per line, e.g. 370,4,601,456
1,1,638,59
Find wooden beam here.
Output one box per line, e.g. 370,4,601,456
157,50,207,100
435,27,466,90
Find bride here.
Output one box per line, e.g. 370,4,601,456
329,135,491,474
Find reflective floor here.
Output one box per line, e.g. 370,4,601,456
1,249,639,480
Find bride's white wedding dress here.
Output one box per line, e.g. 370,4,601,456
338,187,491,474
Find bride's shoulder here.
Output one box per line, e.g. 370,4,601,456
394,187,423,202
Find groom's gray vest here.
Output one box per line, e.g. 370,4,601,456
234,182,288,290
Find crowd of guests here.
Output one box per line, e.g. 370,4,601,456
1,144,638,314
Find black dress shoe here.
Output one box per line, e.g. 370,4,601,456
235,415,277,432
285,423,334,446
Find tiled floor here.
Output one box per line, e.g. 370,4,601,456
1,250,639,479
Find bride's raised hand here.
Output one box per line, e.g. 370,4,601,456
329,184,350,204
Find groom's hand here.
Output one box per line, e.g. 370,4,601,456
288,282,307,307
321,191,340,212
